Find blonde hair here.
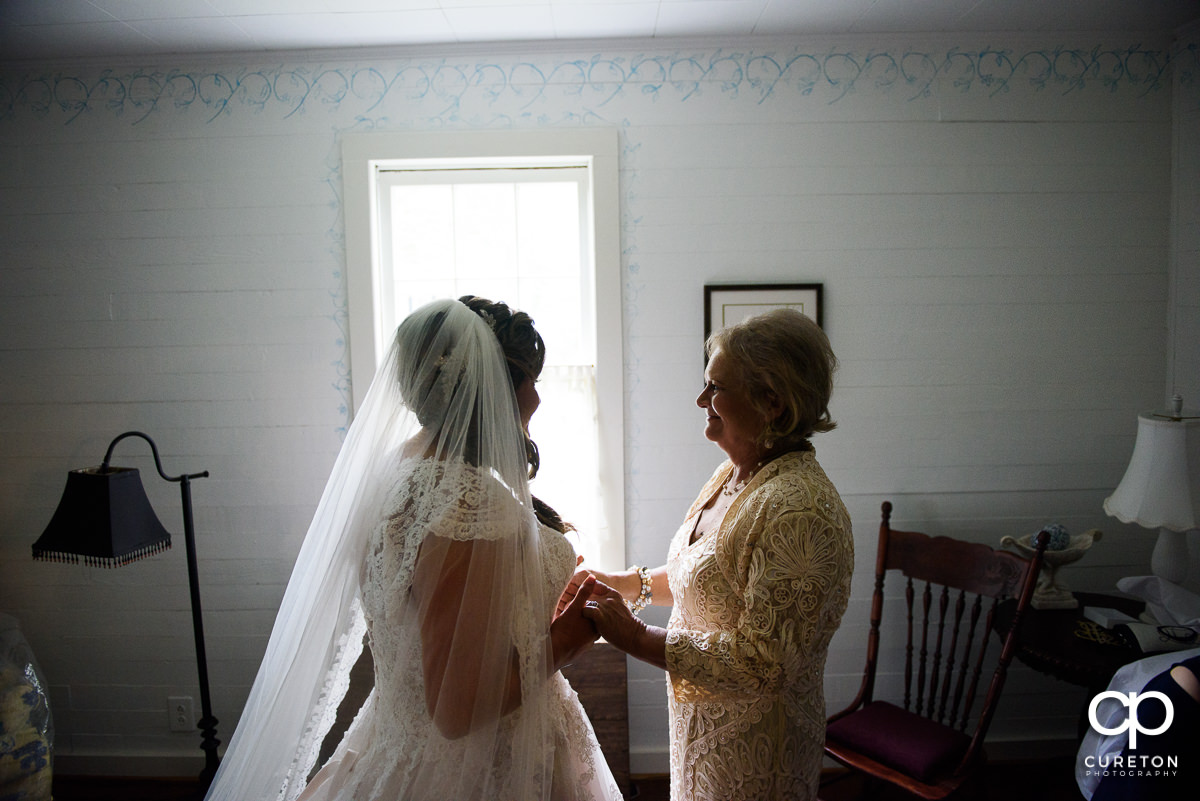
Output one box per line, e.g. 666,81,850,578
705,308,837,449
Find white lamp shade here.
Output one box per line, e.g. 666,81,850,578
1103,412,1200,531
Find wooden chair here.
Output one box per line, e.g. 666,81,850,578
823,501,1049,800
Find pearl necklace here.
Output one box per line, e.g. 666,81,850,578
721,462,764,497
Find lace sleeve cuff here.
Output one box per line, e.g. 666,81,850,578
665,627,782,703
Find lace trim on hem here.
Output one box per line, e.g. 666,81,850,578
280,599,367,801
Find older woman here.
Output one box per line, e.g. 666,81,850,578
582,308,854,801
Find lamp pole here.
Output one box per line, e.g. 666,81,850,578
179,472,220,785
103,432,219,785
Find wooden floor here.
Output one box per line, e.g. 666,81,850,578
814,756,1083,801
53,775,204,801
632,757,1082,800
54,757,1083,800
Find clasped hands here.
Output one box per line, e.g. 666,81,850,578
550,557,645,669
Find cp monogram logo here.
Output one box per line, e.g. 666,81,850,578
1088,691,1174,749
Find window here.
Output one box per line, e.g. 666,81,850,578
342,130,623,570
374,166,592,357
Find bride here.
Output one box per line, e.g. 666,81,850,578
204,297,622,800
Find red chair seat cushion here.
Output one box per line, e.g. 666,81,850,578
826,701,971,782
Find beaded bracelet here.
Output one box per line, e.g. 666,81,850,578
625,565,652,614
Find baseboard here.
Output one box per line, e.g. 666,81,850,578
54,753,205,778
629,746,670,775
820,737,1079,772
54,737,1078,779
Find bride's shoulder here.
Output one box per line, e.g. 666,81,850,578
398,455,498,491
382,457,523,542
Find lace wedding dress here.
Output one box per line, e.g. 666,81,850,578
297,458,621,801
664,449,854,801
204,299,620,801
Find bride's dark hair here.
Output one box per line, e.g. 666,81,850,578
457,295,574,534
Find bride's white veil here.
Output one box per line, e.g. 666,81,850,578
204,298,555,800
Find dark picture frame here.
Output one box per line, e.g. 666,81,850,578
703,283,823,342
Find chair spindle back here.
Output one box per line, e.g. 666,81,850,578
873,502,1034,733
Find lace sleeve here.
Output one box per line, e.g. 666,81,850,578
666,507,852,702
393,460,521,544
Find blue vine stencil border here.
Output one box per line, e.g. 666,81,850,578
2,41,1195,432
2,44,1195,125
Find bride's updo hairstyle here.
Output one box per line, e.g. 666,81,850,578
457,295,575,534
457,295,546,395
456,295,545,469
393,304,455,429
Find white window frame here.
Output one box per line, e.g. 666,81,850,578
341,129,624,570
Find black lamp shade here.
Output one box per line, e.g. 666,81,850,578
32,466,172,567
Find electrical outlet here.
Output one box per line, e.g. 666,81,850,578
169,696,195,732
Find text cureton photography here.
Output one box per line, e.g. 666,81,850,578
1076,649,1198,801
1082,752,1179,779
1083,688,1180,783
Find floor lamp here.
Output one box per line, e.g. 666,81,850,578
31,431,219,787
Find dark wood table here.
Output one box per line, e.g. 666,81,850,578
994,591,1145,694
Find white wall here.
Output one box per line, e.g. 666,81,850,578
1,31,1196,775
1172,28,1200,409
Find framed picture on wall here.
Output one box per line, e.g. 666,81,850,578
703,283,823,341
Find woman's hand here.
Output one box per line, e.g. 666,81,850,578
561,559,671,611
583,585,648,647
556,555,591,618
582,584,666,671
581,583,640,649
550,574,600,671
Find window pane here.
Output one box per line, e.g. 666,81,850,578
454,184,517,282
516,182,585,364
517,183,579,281
389,185,453,282
392,280,456,319
529,365,601,558
521,278,585,365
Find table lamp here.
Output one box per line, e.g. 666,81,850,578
31,431,219,786
1103,395,1200,587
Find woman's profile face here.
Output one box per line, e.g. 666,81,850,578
696,347,769,460
515,375,541,430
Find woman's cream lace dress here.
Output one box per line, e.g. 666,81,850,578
298,458,621,801
665,449,854,801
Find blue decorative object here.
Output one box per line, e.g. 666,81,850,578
1043,523,1070,551
1001,528,1102,610
0,614,52,801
